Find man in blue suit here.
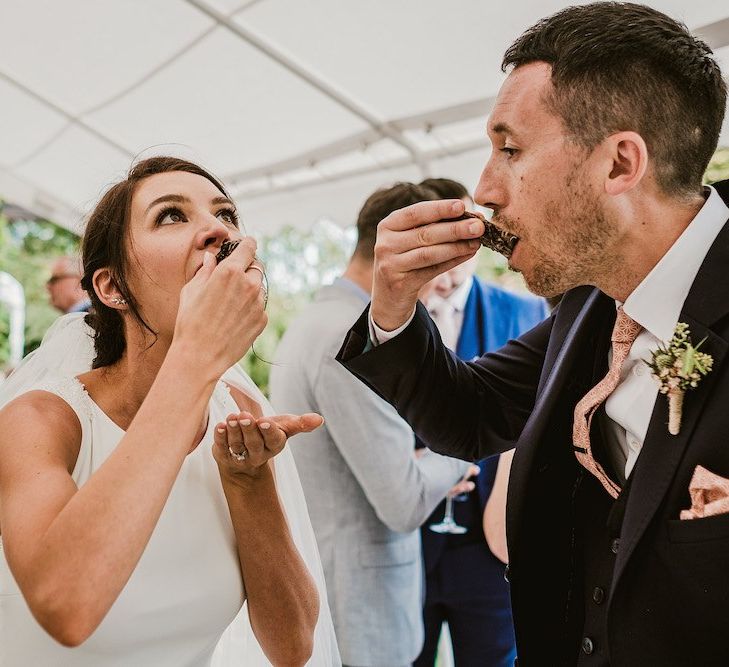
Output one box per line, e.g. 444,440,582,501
416,178,548,667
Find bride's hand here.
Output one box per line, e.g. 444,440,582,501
171,238,267,379
212,410,324,481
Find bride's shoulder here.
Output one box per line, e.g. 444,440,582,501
0,383,84,460
1,375,86,424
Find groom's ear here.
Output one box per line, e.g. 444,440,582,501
603,130,648,196
93,268,126,310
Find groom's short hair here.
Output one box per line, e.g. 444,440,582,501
354,182,438,260
503,2,726,197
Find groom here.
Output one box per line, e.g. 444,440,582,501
337,3,729,665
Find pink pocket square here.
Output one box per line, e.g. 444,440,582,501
680,465,729,520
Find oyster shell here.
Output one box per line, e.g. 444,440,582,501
215,239,240,264
460,210,518,260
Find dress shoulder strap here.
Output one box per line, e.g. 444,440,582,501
32,375,94,424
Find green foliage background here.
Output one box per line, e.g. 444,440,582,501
0,303,9,368
2,148,729,386
705,147,729,185
0,208,80,367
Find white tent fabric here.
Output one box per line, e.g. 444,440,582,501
1,0,728,238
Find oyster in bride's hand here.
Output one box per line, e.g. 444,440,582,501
215,239,240,264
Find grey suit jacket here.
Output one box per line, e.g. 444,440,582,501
270,280,469,667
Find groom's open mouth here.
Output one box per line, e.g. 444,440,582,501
460,211,519,260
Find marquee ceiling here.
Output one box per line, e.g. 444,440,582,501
1,0,728,237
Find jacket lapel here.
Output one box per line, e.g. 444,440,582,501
613,218,729,590
508,288,611,544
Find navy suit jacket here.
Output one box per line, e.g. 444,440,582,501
338,180,729,666
422,279,548,572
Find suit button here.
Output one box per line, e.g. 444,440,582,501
582,637,595,655
504,564,510,582
611,538,620,554
592,586,605,605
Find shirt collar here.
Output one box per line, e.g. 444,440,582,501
333,276,371,305
450,275,474,311
622,185,729,342
428,275,473,314
67,298,91,313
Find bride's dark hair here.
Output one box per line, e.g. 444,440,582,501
81,156,231,368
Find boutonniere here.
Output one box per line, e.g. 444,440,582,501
646,322,713,435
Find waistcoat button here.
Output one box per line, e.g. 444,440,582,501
592,586,605,605
582,637,595,655
611,538,620,554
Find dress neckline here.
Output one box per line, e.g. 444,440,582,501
71,376,214,454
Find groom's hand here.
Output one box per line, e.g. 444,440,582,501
371,199,484,331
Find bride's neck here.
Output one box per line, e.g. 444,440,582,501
100,338,171,415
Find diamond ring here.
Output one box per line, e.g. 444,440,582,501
228,446,248,462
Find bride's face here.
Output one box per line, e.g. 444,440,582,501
125,170,243,339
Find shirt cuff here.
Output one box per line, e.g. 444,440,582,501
367,306,417,346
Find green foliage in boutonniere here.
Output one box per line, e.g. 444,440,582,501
646,322,713,435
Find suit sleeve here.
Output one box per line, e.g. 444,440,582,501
312,351,471,533
337,300,553,462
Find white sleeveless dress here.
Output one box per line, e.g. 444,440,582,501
0,376,246,666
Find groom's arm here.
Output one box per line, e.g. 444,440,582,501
337,300,553,462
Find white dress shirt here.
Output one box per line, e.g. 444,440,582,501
605,186,728,480
370,187,729,482
426,276,473,350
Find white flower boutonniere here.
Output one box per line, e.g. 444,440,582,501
646,322,713,435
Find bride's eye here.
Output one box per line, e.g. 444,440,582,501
156,207,187,226
216,208,239,227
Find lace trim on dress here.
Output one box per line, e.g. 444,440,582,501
32,375,94,423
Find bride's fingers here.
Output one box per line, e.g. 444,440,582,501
214,421,229,446
212,420,236,465
255,418,288,456
224,413,247,458
267,413,325,438
236,412,265,464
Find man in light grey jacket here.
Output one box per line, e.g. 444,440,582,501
271,183,474,667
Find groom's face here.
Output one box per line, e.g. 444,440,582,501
474,62,618,297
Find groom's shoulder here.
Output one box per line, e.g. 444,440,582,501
551,286,605,326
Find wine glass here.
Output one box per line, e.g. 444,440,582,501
429,494,468,535
429,466,479,534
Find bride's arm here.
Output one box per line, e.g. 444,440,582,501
219,386,322,667
0,244,266,647
0,347,217,647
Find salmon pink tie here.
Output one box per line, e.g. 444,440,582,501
573,307,642,498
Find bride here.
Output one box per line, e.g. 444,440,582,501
0,157,340,666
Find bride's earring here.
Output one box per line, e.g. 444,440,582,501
110,297,127,305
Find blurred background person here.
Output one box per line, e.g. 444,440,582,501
271,182,475,667
0,271,25,377
46,255,91,314
414,177,549,667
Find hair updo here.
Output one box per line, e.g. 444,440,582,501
80,156,230,368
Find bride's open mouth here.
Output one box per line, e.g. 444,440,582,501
460,211,520,260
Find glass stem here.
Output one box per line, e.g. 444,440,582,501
443,495,454,522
